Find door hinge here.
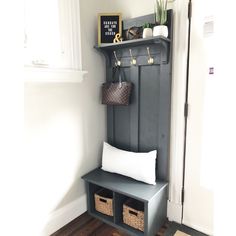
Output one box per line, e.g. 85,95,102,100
184,103,189,118
188,0,192,19
181,188,185,204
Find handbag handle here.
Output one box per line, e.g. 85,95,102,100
112,67,123,88
118,67,122,88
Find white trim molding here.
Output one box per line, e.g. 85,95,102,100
42,194,87,236
167,200,182,223
58,0,83,70
167,0,188,224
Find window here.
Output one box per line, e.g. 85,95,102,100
24,0,82,71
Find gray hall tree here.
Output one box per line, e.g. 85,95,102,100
83,10,173,236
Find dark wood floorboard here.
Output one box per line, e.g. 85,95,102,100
70,218,104,236
51,213,94,236
51,212,130,236
51,212,208,236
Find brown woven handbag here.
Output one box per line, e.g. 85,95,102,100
102,68,132,106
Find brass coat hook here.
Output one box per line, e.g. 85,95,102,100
129,49,137,66
113,51,121,66
147,47,154,65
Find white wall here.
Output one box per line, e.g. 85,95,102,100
108,0,158,19
214,2,236,235
24,1,115,235
182,0,214,233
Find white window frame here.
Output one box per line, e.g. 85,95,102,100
24,0,87,83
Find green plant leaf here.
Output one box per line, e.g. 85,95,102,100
154,0,167,25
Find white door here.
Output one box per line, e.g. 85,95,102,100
183,0,214,235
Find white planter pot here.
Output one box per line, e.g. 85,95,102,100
153,25,168,37
142,28,153,38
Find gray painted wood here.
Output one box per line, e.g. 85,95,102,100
123,14,156,29
86,182,101,213
82,168,168,202
113,68,131,150
129,66,140,152
106,58,172,181
95,38,170,66
113,192,128,224
83,171,168,236
147,185,167,236
83,10,173,236
102,11,173,181
107,66,114,144
106,50,172,180
95,36,170,51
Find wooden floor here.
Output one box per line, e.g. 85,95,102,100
51,212,207,236
51,212,132,236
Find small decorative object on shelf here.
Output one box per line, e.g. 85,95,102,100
125,26,142,40
113,33,123,43
153,0,168,37
142,23,153,38
98,13,122,45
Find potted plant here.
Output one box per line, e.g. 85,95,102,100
153,0,168,37
142,23,153,38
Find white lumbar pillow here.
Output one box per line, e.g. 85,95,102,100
101,142,157,185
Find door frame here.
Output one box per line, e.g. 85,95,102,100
167,0,190,224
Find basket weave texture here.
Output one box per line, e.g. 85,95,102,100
123,198,144,232
94,188,113,216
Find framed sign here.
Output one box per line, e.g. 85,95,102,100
98,13,122,45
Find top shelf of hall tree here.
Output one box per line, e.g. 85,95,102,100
94,36,170,51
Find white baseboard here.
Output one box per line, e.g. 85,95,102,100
41,194,87,236
167,200,182,223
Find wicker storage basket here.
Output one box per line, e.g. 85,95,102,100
94,188,113,216
123,198,144,232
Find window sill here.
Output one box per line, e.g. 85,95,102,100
24,67,88,83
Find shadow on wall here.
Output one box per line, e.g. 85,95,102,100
24,74,105,234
